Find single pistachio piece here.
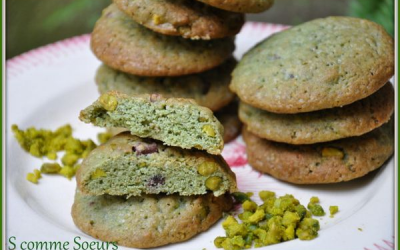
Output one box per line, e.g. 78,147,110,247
33,169,42,179
329,206,339,217
27,169,42,184
205,176,222,191
321,147,344,159
26,173,39,184
198,207,208,220
65,138,84,154
41,163,62,174
198,117,208,122
309,196,319,204
248,208,265,223
138,162,147,168
152,14,163,25
91,169,107,180
61,153,80,166
202,124,216,137
46,151,58,160
59,165,76,180
214,237,226,248
99,93,118,111
197,162,218,176
242,200,258,212
307,203,325,216
97,132,112,144
259,190,276,201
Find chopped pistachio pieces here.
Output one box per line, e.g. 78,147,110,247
12,124,113,184
215,191,326,250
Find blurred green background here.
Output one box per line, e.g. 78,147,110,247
6,0,394,59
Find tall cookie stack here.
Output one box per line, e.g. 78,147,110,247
72,93,238,248
230,17,394,184
91,0,275,143
72,1,279,247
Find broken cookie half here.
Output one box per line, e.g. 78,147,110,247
76,132,237,197
79,92,225,155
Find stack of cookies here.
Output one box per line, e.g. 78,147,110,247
230,17,394,184
90,0,275,143
72,92,238,248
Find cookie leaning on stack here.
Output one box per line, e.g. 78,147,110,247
231,16,394,184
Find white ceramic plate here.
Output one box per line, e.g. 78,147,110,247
6,22,394,250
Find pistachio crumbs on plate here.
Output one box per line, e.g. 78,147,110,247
214,191,341,250
12,124,105,183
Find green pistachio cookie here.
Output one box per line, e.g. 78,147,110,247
231,17,394,113
106,102,242,143
95,58,236,112
195,0,274,13
72,190,233,248
91,4,235,76
79,92,224,154
239,82,394,144
76,132,237,197
243,120,394,184
113,0,244,39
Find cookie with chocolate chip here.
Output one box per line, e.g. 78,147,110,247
76,132,237,197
